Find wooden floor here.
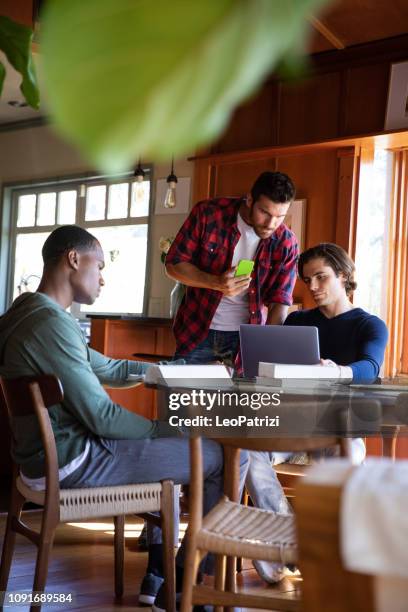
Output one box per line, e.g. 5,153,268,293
0,510,301,611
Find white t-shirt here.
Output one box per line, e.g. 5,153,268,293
210,213,260,331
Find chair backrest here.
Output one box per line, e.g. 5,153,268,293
0,375,64,499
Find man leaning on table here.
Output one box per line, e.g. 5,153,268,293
165,171,299,367
0,225,248,612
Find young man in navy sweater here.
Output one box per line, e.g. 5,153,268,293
245,242,388,583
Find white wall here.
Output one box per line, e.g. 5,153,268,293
0,123,194,317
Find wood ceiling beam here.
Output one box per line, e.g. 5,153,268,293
308,15,346,50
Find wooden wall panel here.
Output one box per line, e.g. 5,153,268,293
342,63,390,135
277,150,339,306
209,37,408,154
335,148,358,253
214,158,276,198
214,82,279,154
279,72,341,145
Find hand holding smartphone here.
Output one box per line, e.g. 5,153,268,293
234,259,255,277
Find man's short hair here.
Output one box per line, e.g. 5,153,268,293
250,171,296,204
42,225,98,265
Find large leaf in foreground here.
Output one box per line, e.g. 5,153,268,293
40,0,327,172
0,16,39,109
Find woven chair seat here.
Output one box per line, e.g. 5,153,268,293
196,497,297,565
16,477,162,522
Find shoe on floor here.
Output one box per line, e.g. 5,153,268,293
252,559,286,584
152,581,213,611
138,572,163,606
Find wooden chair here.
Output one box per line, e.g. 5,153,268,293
0,375,176,612
297,460,408,611
296,460,408,612
180,435,351,612
295,462,373,612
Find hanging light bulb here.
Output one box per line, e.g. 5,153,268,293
164,158,178,208
134,158,146,204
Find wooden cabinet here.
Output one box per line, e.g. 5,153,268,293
89,317,176,419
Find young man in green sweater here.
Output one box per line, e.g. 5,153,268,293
0,225,245,611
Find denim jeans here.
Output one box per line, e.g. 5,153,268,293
175,329,240,368
60,435,248,572
245,452,294,515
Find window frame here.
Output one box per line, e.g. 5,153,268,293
3,169,154,318
388,149,408,377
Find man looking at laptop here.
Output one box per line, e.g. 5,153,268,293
165,171,298,366
0,225,249,611
245,242,389,583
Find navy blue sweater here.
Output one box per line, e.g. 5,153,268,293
284,307,388,383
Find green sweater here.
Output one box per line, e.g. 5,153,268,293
0,292,177,477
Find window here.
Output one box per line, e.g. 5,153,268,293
354,148,393,320
9,173,151,316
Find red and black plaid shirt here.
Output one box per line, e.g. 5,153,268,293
166,197,299,355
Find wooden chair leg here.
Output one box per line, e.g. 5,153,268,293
180,541,202,612
236,487,249,574
161,480,176,612
31,535,56,612
0,486,25,591
113,515,125,599
214,554,226,612
225,556,237,612
382,427,400,460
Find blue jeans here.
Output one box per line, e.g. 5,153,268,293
245,452,293,515
60,435,248,572
175,330,240,368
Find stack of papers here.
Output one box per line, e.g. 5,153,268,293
256,362,346,388
144,363,233,388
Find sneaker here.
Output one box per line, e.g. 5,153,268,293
152,582,213,612
138,572,164,606
252,559,285,584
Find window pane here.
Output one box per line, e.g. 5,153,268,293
130,180,150,217
13,232,49,299
37,192,56,226
17,194,36,227
107,183,129,219
354,148,392,319
58,190,77,224
82,225,148,314
85,185,106,220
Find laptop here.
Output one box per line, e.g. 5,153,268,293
239,324,320,378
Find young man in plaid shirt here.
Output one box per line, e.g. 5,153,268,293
166,171,299,368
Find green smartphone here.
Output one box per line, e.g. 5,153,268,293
234,259,255,277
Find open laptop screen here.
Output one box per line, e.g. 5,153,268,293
239,324,320,378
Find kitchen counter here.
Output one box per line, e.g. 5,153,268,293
87,314,173,325
89,316,176,419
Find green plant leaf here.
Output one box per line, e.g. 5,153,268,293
40,0,328,173
0,16,39,109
